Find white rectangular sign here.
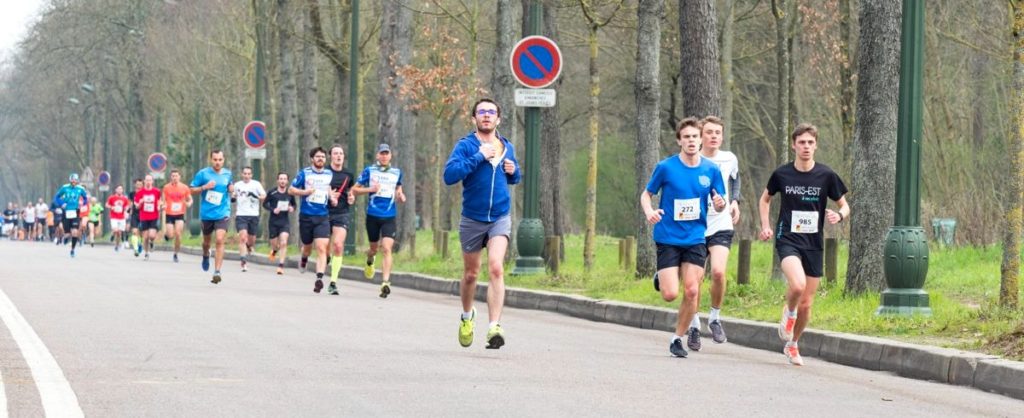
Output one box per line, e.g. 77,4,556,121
515,89,556,108
150,172,165,180
98,185,110,192
245,148,267,160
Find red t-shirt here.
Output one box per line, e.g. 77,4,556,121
106,195,131,220
134,188,162,221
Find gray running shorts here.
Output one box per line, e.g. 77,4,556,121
459,215,511,253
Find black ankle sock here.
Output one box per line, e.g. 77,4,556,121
71,237,78,249
316,272,324,279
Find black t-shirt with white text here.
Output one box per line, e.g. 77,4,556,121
263,189,295,225
766,162,848,250
328,168,355,215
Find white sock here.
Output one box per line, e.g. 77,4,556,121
671,334,682,343
786,308,798,318
690,315,701,330
461,311,473,320
488,321,499,329
786,340,798,348
709,307,721,322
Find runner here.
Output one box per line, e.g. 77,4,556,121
162,169,193,262
758,123,849,366
78,199,90,243
53,173,90,257
127,178,144,254
134,174,162,260
21,202,36,242
189,149,234,284
688,115,742,348
106,185,131,252
288,146,333,293
352,143,405,298
232,166,266,272
35,199,48,241
87,197,103,247
641,117,726,358
3,203,15,240
443,99,521,349
44,203,55,242
51,202,64,245
323,145,356,296
263,172,295,275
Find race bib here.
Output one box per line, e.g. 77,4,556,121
171,202,183,212
673,198,701,221
205,191,224,205
65,210,77,219
276,200,290,211
144,203,155,212
309,189,328,205
791,211,819,234
372,173,398,199
112,204,123,214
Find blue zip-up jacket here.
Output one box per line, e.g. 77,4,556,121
443,131,522,222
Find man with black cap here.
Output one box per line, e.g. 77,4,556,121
352,143,405,298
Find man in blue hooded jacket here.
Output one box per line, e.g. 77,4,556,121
444,98,521,350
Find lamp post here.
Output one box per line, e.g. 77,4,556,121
877,0,931,316
512,1,546,275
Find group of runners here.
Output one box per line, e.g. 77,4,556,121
2,196,106,245
7,98,848,361
35,142,406,300
643,115,849,365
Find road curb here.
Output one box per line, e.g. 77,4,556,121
150,243,1024,401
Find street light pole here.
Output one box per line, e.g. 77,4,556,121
877,0,931,316
344,0,360,256
512,1,546,275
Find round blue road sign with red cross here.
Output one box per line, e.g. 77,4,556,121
98,171,111,186
148,153,168,173
243,121,267,150
510,36,562,89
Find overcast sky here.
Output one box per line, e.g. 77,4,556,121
0,0,45,61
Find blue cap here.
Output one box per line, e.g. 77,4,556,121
377,143,391,154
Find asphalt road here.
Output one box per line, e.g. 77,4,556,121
0,240,1021,417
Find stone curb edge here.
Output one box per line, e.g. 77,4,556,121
142,243,1024,401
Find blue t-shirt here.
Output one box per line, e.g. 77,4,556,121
292,166,333,217
190,167,233,221
645,156,726,247
356,164,403,218
54,184,88,211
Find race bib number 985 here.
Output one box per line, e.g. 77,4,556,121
791,211,818,234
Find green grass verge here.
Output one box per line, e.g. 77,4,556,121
170,229,1023,359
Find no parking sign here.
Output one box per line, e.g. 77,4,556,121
510,36,561,107
243,120,267,160
148,153,167,180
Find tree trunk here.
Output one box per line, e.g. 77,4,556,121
772,0,790,166
539,2,566,260
277,0,299,178
307,0,349,149
494,0,520,260
845,0,900,294
678,0,721,118
1002,1,1024,308
634,0,664,278
432,117,443,253
720,0,734,148
839,0,855,164
584,25,599,271
298,2,319,157
378,0,416,256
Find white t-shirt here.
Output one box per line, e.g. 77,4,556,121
36,203,48,216
703,150,739,236
233,180,266,217
23,205,36,222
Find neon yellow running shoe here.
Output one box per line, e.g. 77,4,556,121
486,324,505,349
364,256,375,279
458,308,476,347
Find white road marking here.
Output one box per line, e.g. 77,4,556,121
1,365,8,418
0,289,83,418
